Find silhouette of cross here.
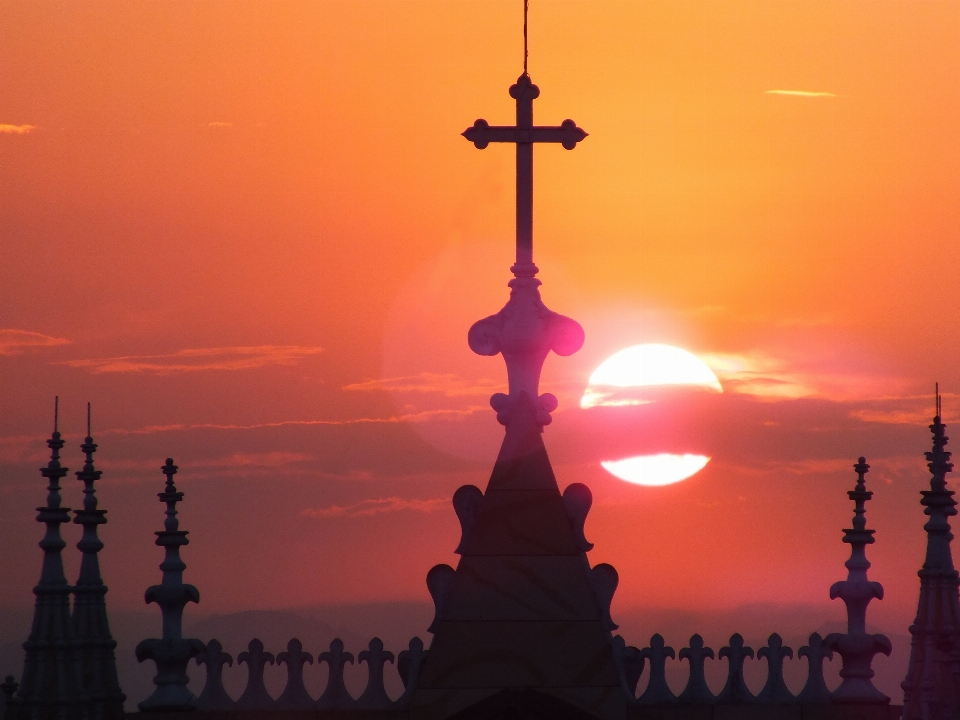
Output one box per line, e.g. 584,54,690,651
463,74,587,274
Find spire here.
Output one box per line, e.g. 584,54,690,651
902,392,960,720
71,404,125,720
135,458,205,711
826,457,891,703
12,397,81,720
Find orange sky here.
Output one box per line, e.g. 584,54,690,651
3,0,960,676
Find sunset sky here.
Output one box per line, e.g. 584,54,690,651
3,0,960,684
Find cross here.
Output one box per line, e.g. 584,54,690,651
463,73,587,275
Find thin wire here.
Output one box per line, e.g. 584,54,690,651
523,0,529,74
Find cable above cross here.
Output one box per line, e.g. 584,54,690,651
462,74,587,276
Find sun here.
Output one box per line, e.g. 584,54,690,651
602,454,711,487
582,343,720,486
581,343,721,409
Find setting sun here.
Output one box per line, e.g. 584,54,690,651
581,343,722,409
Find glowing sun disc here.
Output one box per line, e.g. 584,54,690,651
601,454,711,486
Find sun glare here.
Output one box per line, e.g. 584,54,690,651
581,343,722,409
601,454,711,486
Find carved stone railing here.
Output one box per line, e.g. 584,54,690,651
616,632,865,705
191,637,425,711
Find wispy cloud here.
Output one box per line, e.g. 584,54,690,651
700,351,816,399
849,393,959,426
699,351,907,402
302,496,447,519
765,90,837,98
102,406,485,436
0,329,70,355
207,121,233,128
62,345,323,374
343,373,504,398
0,124,36,134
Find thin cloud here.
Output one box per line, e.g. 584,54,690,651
343,372,504,397
765,90,837,98
700,351,909,402
207,121,233,128
102,406,486,436
0,329,70,355
0,124,36,134
302,496,447,519
850,393,959,426
62,345,323,374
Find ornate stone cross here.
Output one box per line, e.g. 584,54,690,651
463,74,587,275
463,75,587,420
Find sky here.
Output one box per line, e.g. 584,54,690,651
3,0,960,683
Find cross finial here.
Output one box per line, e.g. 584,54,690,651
162,458,179,492
462,44,587,419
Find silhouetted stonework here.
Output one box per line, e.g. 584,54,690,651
826,459,891,704
135,459,205,712
11,416,81,720
72,414,126,720
901,413,960,720
3,36,940,720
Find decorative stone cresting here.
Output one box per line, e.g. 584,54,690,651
797,633,834,703
716,634,755,704
611,636,643,697
236,639,275,710
357,638,395,710
827,457,892,704
316,639,354,710
757,633,794,703
677,634,714,703
396,638,426,708
135,458,205,712
195,640,234,711
637,634,675,703
276,639,314,710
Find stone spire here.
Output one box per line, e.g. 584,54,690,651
412,59,624,720
12,398,81,720
135,458,205,711
71,405,125,720
826,457,891,703
902,397,960,720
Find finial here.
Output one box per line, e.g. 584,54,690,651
135,456,204,711
15,397,79,719
54,395,59,433
936,382,942,420
72,404,126,718
902,391,960,720
826,457,891,703
162,457,178,491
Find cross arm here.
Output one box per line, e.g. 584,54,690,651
463,118,588,150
